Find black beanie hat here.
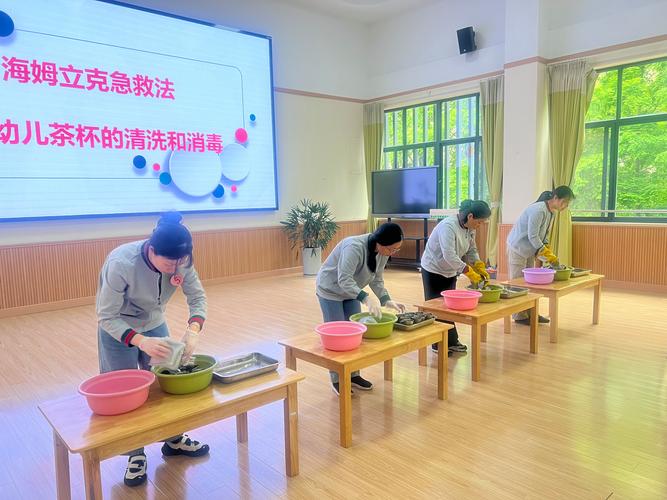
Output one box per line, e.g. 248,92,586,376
373,222,404,246
149,212,193,260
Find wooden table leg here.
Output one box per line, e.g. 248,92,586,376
339,367,352,447
504,316,511,334
384,359,393,381
236,412,248,443
437,332,447,400
481,324,487,343
53,431,71,500
82,450,102,500
593,280,601,325
283,383,299,477
285,347,296,370
549,296,559,343
471,320,481,382
418,347,427,366
530,300,538,354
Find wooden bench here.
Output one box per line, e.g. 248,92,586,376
39,368,304,499
503,273,604,343
279,323,450,448
416,293,542,381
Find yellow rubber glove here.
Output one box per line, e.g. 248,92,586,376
463,265,482,286
537,246,559,265
472,261,490,281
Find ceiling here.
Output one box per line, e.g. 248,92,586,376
276,0,440,23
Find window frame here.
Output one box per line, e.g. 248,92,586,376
573,56,667,223
383,93,485,210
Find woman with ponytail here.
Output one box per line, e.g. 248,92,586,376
420,199,491,355
506,185,574,324
96,212,209,487
316,222,406,395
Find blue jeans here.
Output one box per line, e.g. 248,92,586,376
98,323,178,455
317,295,362,384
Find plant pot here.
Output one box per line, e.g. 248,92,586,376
303,247,322,276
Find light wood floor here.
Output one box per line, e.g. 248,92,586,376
1,269,666,499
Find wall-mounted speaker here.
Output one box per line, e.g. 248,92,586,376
456,26,476,54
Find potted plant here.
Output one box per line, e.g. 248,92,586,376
281,199,339,276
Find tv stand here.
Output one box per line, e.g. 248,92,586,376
383,215,430,270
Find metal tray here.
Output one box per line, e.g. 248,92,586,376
571,268,592,277
500,285,529,299
212,353,279,384
393,317,436,331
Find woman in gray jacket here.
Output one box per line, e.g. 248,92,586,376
316,222,406,395
96,212,208,487
506,185,574,324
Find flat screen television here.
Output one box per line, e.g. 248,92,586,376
372,166,438,216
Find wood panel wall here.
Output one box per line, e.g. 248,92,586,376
0,220,367,316
497,222,667,290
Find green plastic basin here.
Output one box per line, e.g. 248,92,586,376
553,267,574,281
152,354,217,394
349,312,397,339
466,284,503,303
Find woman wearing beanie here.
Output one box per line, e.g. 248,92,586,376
96,212,209,487
316,222,406,395
420,200,491,355
507,185,575,324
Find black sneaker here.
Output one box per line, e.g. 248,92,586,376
449,341,467,352
124,454,147,487
538,315,550,324
430,344,453,356
332,382,353,396
161,435,210,458
351,376,373,391
515,315,550,325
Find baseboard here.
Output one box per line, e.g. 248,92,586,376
0,266,305,319
600,279,667,294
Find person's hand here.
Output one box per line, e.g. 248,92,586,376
538,246,559,264
463,265,482,286
385,300,406,313
180,328,200,364
136,336,171,362
473,261,490,281
362,295,382,319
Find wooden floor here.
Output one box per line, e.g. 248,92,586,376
1,269,666,499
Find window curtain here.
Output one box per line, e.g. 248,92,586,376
363,102,385,232
480,75,504,267
547,60,597,265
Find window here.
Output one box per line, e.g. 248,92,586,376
572,58,667,222
383,94,487,209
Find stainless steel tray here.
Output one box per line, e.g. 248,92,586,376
500,285,529,299
393,317,436,331
212,353,279,384
571,268,592,277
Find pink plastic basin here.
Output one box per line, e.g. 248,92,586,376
523,267,556,284
441,290,482,310
78,369,155,416
315,321,366,351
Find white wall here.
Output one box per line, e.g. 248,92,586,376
0,0,368,245
366,0,505,98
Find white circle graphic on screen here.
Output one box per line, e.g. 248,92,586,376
168,151,222,196
219,143,250,182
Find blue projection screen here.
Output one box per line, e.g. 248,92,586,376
0,0,277,221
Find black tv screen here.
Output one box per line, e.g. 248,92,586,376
372,166,438,216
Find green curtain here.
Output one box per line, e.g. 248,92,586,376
547,60,597,265
363,102,384,232
480,75,504,267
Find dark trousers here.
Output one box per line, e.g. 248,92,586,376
421,268,460,346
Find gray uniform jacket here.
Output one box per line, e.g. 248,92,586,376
96,240,207,345
316,234,391,304
420,216,480,278
507,202,554,258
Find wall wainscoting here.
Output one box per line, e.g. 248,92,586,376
0,220,367,318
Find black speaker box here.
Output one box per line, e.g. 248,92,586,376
457,26,476,54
